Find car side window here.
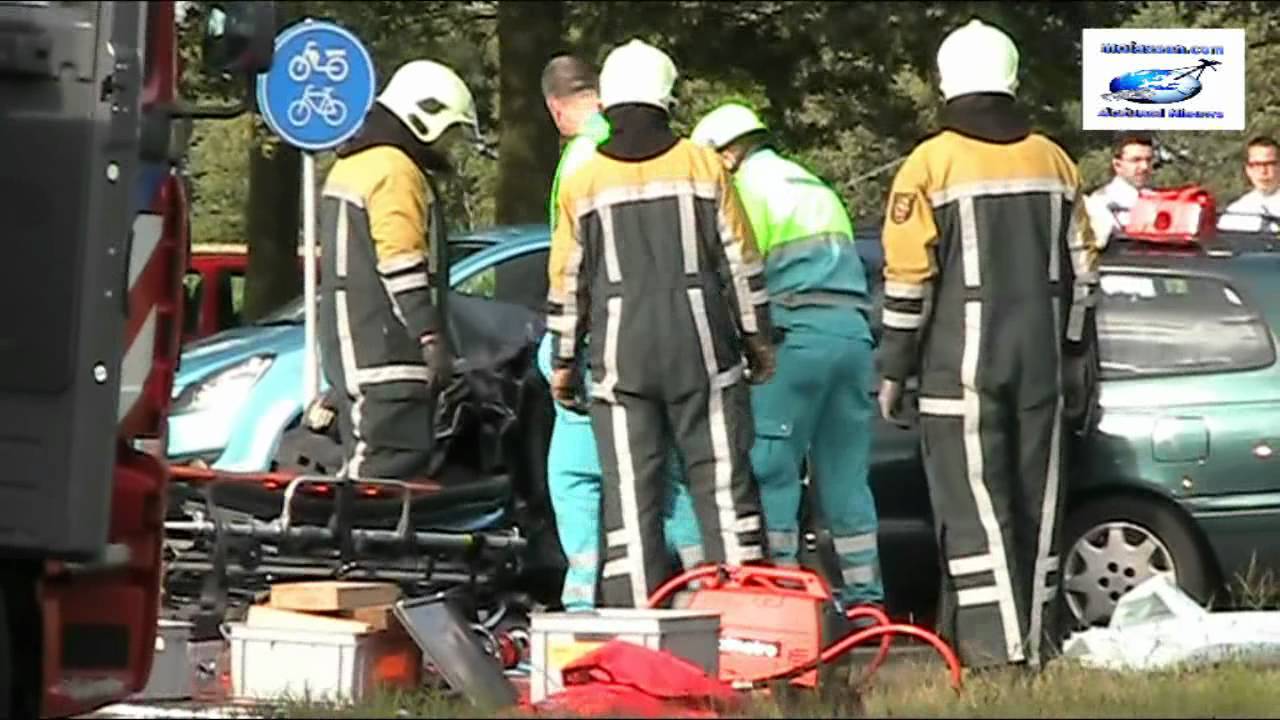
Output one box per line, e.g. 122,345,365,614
455,249,551,314
449,242,488,265
217,270,247,330
1097,272,1275,379
183,271,203,336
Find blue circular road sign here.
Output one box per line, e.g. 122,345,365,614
256,20,376,152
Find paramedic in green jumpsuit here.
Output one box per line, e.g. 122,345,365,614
539,55,702,610
693,103,885,612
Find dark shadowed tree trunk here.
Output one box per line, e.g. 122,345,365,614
241,118,303,322
496,0,564,224
241,4,308,323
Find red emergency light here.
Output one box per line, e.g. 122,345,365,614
1122,184,1217,245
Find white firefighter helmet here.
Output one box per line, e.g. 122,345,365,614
376,59,480,144
936,19,1020,101
599,39,678,111
691,103,768,150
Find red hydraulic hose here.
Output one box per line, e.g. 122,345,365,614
645,565,964,694
740,623,964,693
845,604,893,684
646,565,725,608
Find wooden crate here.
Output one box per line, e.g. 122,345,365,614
267,581,400,613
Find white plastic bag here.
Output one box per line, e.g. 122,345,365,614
1062,574,1280,671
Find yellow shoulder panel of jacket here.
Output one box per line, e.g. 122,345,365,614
324,146,432,269
549,139,762,296
881,130,1085,289
881,141,941,288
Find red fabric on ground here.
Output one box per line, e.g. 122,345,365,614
526,639,739,718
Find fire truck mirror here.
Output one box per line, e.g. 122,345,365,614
202,1,277,78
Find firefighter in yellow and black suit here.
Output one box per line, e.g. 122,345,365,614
876,20,1101,671
317,60,483,481
546,39,777,608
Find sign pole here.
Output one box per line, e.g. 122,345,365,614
256,19,375,411
302,150,318,409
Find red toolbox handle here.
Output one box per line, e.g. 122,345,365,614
728,565,832,600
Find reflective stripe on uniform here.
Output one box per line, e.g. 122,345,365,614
592,297,624,404
354,365,430,386
962,292,1024,662
601,557,631,579
919,397,966,417
561,581,596,609
843,565,876,586
572,180,719,220
885,281,925,300
929,178,1076,208
883,309,925,330
678,545,705,569
567,550,599,572
611,396,649,607
606,528,630,548
761,232,852,266
348,396,368,479
833,532,877,556
383,274,430,294
679,192,699,275
1028,296,1066,666
768,530,798,555
948,552,995,576
688,286,746,563
958,585,1001,607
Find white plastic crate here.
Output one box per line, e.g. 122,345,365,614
528,608,721,703
226,623,411,704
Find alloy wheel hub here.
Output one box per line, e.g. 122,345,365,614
1064,521,1177,627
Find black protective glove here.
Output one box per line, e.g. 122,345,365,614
550,367,589,414
421,332,455,391
743,333,777,385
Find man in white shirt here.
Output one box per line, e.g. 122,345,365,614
1217,136,1280,233
1085,131,1155,251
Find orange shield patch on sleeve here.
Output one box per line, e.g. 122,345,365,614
890,192,916,224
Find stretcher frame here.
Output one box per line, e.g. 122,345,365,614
161,466,532,634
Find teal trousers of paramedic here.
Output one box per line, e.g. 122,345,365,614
548,410,704,611
750,314,884,607
537,332,702,610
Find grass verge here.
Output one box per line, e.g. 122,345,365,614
271,656,1280,718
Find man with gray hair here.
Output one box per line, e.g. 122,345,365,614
542,54,610,224
536,52,703,611
546,39,776,608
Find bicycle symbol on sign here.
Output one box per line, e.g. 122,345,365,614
288,85,348,128
287,40,349,83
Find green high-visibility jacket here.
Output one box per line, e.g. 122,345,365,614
548,112,611,229
733,147,871,339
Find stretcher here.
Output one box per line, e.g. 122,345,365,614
160,463,539,667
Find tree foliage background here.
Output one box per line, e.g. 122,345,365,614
177,1,1280,312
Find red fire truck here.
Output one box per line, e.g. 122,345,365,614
0,2,275,716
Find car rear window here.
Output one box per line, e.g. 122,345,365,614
1097,272,1276,379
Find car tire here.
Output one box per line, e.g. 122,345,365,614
1059,495,1215,633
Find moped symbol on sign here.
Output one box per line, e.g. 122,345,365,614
256,20,375,152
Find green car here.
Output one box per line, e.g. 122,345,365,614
864,232,1280,633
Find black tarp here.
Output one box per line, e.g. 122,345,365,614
266,291,564,598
